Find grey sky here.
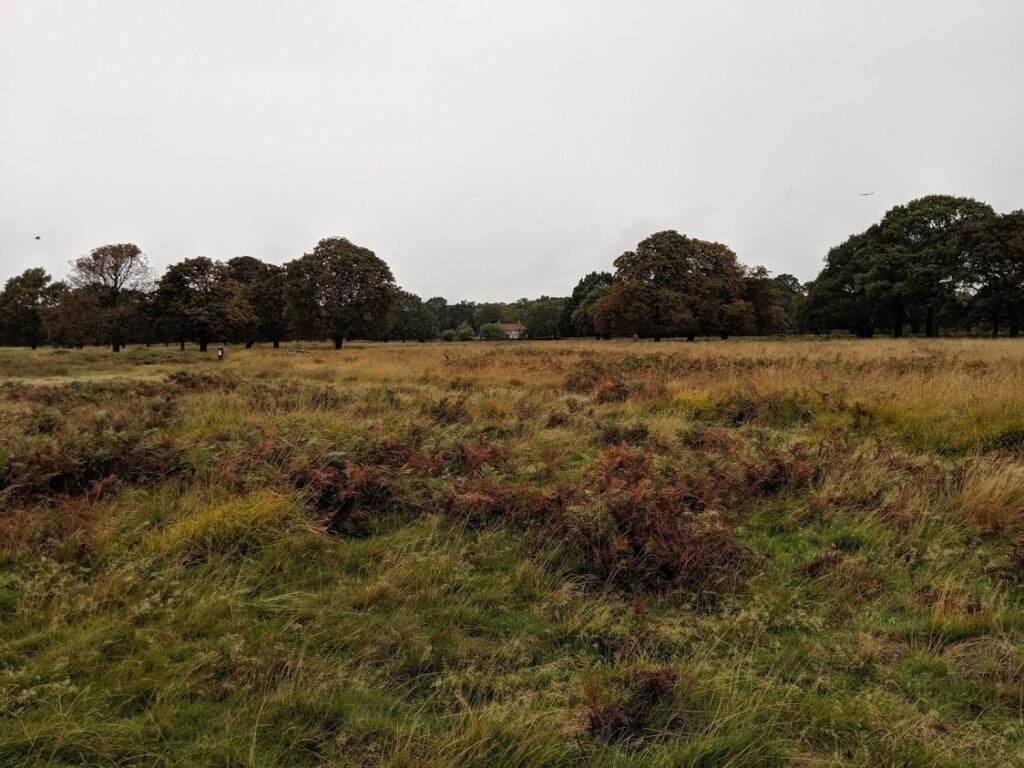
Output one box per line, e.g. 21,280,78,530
2,1,1022,301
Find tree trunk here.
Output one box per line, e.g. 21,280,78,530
179,340,185,351
992,318,1000,338
910,320,920,335
245,340,253,349
333,335,343,350
199,337,208,353
272,338,280,349
112,341,121,353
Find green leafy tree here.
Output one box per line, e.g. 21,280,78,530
572,283,612,338
561,271,612,337
963,211,1024,336
742,266,788,334
387,290,439,341
424,297,449,332
454,322,475,341
478,322,508,340
156,258,254,352
446,301,477,330
227,256,286,347
473,303,505,329
522,296,565,338
286,238,398,349
874,195,995,337
806,196,997,337
0,268,58,348
772,273,806,331
68,243,150,352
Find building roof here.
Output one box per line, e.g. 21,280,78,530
499,322,525,332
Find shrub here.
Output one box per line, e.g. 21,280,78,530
478,323,508,341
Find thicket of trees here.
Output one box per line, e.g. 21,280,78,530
803,196,1024,337
587,231,799,341
2,195,1021,350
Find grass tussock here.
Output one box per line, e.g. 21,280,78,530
958,459,1024,535
149,490,315,562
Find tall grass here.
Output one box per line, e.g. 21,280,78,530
1,339,1023,766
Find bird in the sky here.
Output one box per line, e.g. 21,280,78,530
859,192,875,197
34,235,41,240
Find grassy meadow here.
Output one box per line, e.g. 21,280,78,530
1,339,1024,766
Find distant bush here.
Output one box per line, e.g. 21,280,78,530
454,322,475,341
478,323,508,341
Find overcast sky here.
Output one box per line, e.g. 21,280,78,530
2,1,1022,301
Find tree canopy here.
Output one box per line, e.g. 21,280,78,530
286,238,399,349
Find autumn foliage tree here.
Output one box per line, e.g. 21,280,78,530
67,243,150,352
591,231,752,340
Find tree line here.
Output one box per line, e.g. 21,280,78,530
1,194,1021,350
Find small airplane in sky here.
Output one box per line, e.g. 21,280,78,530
858,192,875,197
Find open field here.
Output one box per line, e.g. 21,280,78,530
1,339,1024,766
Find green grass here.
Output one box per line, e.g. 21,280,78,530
1,340,1023,766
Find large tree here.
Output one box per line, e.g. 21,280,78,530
156,258,255,352
741,266,790,335
803,228,882,337
68,243,150,351
522,295,566,338
874,195,995,337
806,196,997,337
592,231,748,340
0,268,58,348
963,211,1024,336
772,273,806,332
386,290,439,342
560,271,612,337
573,283,612,338
227,256,286,347
286,238,398,349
